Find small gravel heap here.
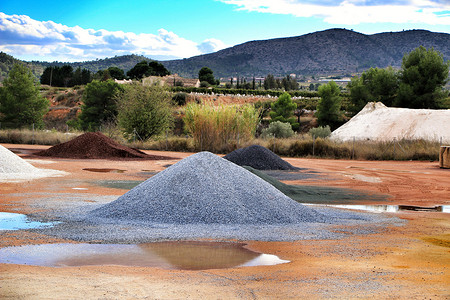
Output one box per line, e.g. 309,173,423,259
36,132,172,160
88,152,324,224
0,145,66,181
224,145,297,170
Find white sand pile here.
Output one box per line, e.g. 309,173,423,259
0,145,67,182
331,102,450,142
89,152,325,224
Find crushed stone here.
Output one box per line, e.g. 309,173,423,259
88,152,324,224
224,145,297,170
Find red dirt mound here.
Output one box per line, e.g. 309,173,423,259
36,132,173,160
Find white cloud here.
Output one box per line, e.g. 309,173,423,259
0,12,227,62
219,0,450,25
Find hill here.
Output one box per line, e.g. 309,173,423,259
162,29,450,78
0,52,44,82
1,29,449,80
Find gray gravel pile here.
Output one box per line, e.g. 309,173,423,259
88,152,324,224
224,145,297,170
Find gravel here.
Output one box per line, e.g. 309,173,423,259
224,145,297,170
88,152,324,224
6,151,405,243
0,144,67,182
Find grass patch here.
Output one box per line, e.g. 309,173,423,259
0,129,81,145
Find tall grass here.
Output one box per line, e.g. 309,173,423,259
0,129,81,145
183,101,260,153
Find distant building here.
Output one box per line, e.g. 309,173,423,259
114,79,133,84
142,74,200,88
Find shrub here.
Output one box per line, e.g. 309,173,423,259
172,92,187,106
308,125,331,138
183,102,260,152
116,83,174,141
261,121,295,139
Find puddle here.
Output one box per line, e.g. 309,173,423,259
83,168,126,173
0,212,56,230
92,180,143,190
313,204,450,213
0,241,289,270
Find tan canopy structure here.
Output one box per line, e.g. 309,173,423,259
330,102,450,142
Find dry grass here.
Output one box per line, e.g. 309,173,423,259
0,129,441,161
183,101,260,153
0,129,82,145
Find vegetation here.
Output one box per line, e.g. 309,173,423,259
316,81,342,129
395,46,449,109
107,66,125,80
117,83,174,140
172,92,188,106
40,66,92,87
348,67,398,113
183,102,260,152
0,63,49,128
0,52,44,82
269,92,299,130
126,60,170,80
261,121,295,139
263,74,298,91
76,80,123,131
308,125,331,138
198,67,218,86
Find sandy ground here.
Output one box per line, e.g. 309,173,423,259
0,144,449,299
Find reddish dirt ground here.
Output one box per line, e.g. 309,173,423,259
0,144,449,299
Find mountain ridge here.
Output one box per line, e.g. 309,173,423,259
1,28,449,80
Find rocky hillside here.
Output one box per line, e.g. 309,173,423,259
162,29,450,78
2,29,449,80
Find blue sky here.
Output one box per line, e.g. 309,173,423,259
1,0,449,62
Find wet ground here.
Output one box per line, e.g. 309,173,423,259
0,144,449,299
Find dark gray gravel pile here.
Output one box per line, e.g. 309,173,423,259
224,145,297,170
88,152,324,224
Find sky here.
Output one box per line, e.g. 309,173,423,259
1,0,449,62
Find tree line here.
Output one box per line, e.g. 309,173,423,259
39,60,171,87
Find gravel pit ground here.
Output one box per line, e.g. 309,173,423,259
0,145,449,299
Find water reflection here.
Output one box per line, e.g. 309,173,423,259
314,204,449,213
0,241,289,270
0,212,56,230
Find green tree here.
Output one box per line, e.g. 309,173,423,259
107,67,125,80
117,83,173,140
0,63,49,128
316,81,342,129
395,46,449,109
78,80,122,131
269,92,299,130
198,67,216,85
127,60,170,80
264,74,276,90
348,67,398,113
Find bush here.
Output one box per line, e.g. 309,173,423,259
172,92,187,106
308,125,331,138
183,102,260,152
199,81,210,88
261,121,295,139
117,83,174,141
